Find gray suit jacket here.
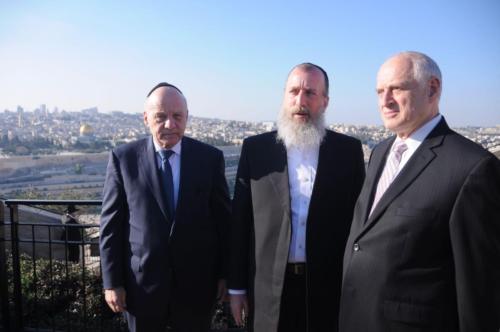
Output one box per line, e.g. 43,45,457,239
340,118,500,332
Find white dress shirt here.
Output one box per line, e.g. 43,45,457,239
153,138,181,208
390,114,442,177
286,145,319,263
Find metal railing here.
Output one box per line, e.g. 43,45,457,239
0,199,242,332
0,199,113,332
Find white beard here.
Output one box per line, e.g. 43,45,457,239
277,106,326,150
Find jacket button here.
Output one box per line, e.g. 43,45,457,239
353,243,360,252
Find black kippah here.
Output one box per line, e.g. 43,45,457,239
147,82,183,97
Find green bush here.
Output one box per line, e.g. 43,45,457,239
7,253,127,331
6,253,243,331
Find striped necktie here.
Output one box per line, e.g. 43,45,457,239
369,141,408,216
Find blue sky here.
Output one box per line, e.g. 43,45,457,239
1,0,499,126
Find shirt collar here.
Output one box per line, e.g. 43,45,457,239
153,137,182,156
395,114,442,151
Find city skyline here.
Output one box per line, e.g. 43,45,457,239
6,102,500,128
1,1,500,126
2,106,498,151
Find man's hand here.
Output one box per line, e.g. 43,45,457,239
104,287,127,313
230,294,248,326
216,279,228,302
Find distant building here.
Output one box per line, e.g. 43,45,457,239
18,113,23,128
261,121,275,131
17,106,24,128
81,107,99,115
78,124,96,144
7,130,16,141
40,104,47,117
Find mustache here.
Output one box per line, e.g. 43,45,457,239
277,106,326,149
291,107,310,115
159,131,179,136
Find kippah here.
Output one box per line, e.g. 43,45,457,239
147,82,183,97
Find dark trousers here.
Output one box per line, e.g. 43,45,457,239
277,265,307,332
124,311,168,332
124,306,212,332
168,306,212,332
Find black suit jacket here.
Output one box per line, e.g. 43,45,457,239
229,130,365,332
339,118,500,332
100,136,231,317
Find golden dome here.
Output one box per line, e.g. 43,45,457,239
80,124,94,136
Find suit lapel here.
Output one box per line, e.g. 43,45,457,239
309,132,339,215
176,137,195,218
266,134,291,294
359,137,394,225
267,135,291,212
360,118,449,234
138,136,171,222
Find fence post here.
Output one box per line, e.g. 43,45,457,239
0,201,11,331
9,204,23,331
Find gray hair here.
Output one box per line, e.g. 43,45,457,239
399,51,442,91
277,105,326,150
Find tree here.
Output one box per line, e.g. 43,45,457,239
74,163,84,175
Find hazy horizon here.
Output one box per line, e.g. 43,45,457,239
5,104,500,128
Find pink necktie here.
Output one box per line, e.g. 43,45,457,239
369,141,408,216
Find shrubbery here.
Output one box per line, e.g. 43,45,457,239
6,254,243,331
7,253,127,331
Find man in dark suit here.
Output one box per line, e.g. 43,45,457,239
99,83,231,332
229,63,366,332
339,51,500,332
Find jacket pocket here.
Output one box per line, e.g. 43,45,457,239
384,300,437,325
395,207,437,219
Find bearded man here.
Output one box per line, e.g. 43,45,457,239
228,63,366,332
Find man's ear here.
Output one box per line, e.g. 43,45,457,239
428,77,440,99
429,86,436,97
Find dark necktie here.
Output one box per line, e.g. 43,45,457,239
159,150,175,220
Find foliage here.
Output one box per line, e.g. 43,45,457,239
212,301,243,330
5,187,102,214
0,136,58,155
5,253,244,331
74,163,84,174
6,253,127,331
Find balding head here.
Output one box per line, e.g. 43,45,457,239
383,51,442,100
287,62,329,97
376,52,441,139
144,85,188,149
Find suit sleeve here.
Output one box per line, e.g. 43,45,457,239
449,155,500,331
99,150,128,289
228,140,253,290
210,149,232,279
